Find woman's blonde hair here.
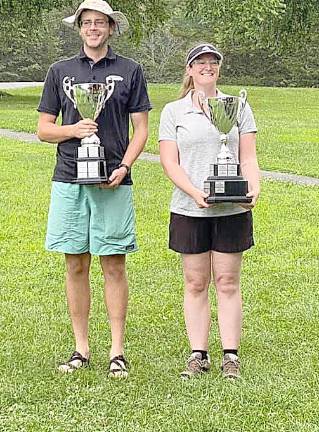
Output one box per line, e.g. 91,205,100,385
179,73,194,99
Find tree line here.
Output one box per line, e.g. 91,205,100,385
0,0,318,87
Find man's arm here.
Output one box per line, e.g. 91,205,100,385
105,111,149,187
37,112,98,143
122,111,149,167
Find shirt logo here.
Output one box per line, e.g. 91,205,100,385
104,75,123,102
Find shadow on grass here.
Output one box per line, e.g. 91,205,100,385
0,91,13,98
0,93,40,103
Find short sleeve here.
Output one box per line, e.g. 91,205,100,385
159,104,177,142
238,102,257,135
127,64,152,113
37,65,61,116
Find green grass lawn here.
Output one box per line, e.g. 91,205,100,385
0,137,319,431
0,84,318,177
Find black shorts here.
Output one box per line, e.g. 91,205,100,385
169,211,254,254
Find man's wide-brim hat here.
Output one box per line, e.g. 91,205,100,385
62,0,129,36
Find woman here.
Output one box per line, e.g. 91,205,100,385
159,43,260,379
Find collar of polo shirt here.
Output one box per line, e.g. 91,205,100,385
183,89,223,114
78,45,116,61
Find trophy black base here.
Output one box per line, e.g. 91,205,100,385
204,176,252,204
206,196,252,203
75,176,109,185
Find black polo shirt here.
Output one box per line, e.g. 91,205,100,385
38,46,152,184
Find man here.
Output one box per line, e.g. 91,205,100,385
37,0,151,377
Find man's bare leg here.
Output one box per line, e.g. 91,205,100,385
65,252,91,359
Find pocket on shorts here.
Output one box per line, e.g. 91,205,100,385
102,186,135,241
47,182,80,237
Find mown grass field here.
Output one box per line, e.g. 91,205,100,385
0,130,319,431
0,84,318,177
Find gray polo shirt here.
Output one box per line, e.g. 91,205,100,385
159,90,257,217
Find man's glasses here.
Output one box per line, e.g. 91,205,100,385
192,59,221,66
80,19,109,28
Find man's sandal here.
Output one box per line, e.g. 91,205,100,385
108,355,129,379
58,351,90,373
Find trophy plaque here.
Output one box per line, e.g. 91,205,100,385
63,79,109,184
199,90,252,204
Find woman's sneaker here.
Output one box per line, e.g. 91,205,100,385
180,352,211,379
221,353,240,379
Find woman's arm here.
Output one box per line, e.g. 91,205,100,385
160,139,210,208
239,132,260,209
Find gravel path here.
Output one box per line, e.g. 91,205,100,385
0,82,43,89
0,127,318,186
0,82,318,187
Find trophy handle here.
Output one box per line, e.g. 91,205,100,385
237,89,247,121
63,76,76,109
103,75,124,106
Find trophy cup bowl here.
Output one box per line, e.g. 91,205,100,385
62,81,109,184
199,90,252,204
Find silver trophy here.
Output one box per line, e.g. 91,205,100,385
63,76,122,184
199,90,252,203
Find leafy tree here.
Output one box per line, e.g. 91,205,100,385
0,0,169,41
0,0,318,85
0,9,63,81
183,0,319,50
0,0,169,80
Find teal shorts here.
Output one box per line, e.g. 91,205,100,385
46,182,137,255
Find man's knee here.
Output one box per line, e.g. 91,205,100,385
101,255,126,281
65,254,90,277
